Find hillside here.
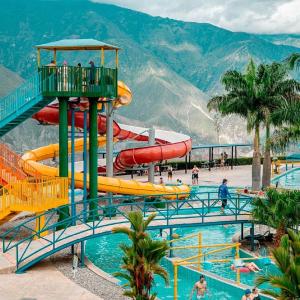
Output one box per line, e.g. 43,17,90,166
1,0,300,150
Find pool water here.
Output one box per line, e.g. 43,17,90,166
86,225,277,299
272,167,300,189
85,186,277,299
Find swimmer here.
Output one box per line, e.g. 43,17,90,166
244,262,261,273
241,289,252,300
190,275,207,299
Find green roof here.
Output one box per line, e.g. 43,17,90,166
35,39,120,51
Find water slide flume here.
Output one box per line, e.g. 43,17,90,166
26,80,191,197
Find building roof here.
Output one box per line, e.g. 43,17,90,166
35,39,120,51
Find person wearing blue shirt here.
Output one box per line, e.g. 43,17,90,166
218,178,231,213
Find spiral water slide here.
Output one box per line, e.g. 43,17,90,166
23,82,192,196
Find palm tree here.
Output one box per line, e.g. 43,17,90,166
256,63,300,187
252,189,299,246
287,53,300,69
256,229,300,299
269,53,300,151
112,211,169,300
208,59,263,190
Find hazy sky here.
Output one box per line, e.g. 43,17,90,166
92,0,300,34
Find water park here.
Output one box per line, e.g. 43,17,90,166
0,38,300,300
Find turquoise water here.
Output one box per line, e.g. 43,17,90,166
85,186,277,299
272,167,300,189
86,225,277,299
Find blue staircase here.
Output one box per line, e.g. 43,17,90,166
0,74,54,137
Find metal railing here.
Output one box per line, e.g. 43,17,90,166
1,191,252,271
39,66,118,98
0,74,40,122
0,177,68,214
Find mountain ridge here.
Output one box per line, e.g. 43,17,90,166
1,0,300,151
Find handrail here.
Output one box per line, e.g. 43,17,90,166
0,74,40,121
39,65,118,98
1,192,253,270
0,177,68,214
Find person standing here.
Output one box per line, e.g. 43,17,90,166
192,165,200,185
224,151,229,168
89,60,96,85
220,152,225,169
167,165,173,181
218,178,231,213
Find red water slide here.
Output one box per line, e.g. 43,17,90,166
33,105,192,173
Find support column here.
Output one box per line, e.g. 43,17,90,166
241,223,244,240
88,98,99,220
250,223,255,251
231,146,234,169
148,127,155,183
106,100,114,215
83,110,88,222
71,108,76,226
106,101,114,179
80,241,85,268
169,228,173,258
57,97,70,227
185,155,188,174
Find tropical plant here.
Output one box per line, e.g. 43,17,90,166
252,189,300,246
208,59,300,189
255,62,300,187
208,59,263,190
269,53,300,151
112,211,169,300
287,53,300,69
256,229,300,299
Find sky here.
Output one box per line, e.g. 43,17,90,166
92,0,300,34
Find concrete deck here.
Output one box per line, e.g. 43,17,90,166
121,165,255,187
0,261,102,300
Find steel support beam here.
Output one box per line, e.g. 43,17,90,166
148,127,155,183
57,97,70,227
88,98,99,220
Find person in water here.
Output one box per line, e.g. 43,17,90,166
244,262,261,273
190,275,207,299
241,289,252,300
218,178,231,213
252,287,261,300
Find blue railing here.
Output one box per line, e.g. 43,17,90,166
0,74,41,122
1,191,252,271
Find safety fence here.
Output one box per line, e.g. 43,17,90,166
1,191,252,271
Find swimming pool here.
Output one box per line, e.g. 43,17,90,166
85,186,275,299
86,224,277,299
271,167,300,189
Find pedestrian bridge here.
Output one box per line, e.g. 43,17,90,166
0,191,253,273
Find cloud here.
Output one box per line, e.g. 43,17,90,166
91,0,300,34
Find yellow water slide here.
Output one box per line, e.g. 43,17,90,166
21,137,190,196
22,80,190,196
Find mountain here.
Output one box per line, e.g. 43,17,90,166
0,65,23,97
1,0,300,151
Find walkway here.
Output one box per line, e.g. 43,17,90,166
0,260,102,300
122,165,257,187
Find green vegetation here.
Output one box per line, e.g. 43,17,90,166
252,189,300,246
270,53,300,152
208,59,300,189
256,229,300,299
112,211,169,300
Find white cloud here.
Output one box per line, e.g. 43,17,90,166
91,0,300,34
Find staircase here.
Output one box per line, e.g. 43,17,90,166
0,73,54,137
0,144,68,225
